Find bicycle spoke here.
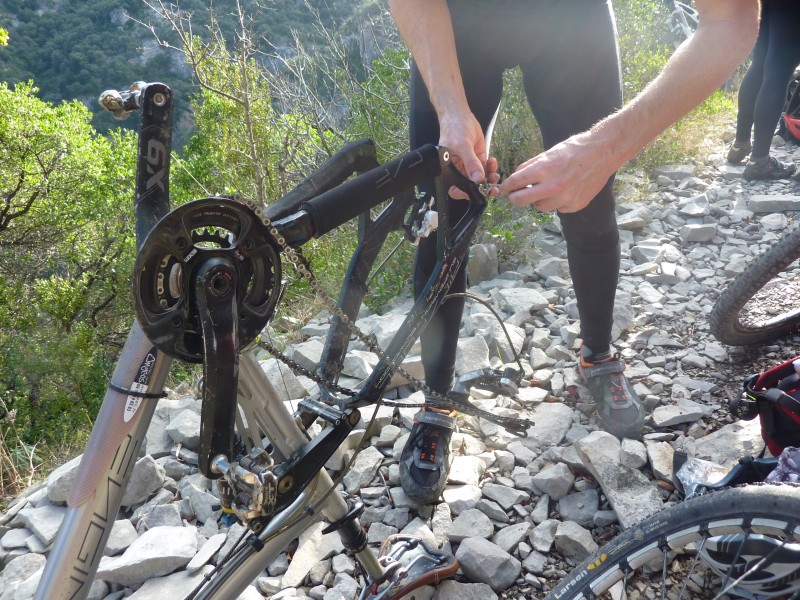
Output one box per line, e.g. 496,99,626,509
717,530,748,598
714,536,789,600
676,537,708,599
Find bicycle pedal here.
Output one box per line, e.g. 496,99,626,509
364,534,458,600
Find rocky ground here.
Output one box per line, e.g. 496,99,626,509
3,136,800,600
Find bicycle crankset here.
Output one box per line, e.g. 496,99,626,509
133,196,282,362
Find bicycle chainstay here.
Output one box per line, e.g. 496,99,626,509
237,195,534,436
259,338,531,435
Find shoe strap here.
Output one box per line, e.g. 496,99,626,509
581,356,625,378
414,409,456,430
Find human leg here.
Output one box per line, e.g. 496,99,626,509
728,3,769,163
518,0,622,356
516,0,644,438
744,0,800,179
402,4,505,503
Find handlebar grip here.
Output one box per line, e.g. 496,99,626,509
300,144,448,238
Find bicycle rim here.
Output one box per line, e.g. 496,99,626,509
710,225,800,346
545,485,800,600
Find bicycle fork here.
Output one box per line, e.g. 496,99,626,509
34,323,173,600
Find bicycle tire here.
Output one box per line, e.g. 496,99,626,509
709,223,800,346
545,484,800,600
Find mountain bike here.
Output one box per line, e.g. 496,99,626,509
709,222,800,346
32,80,532,600
31,82,800,600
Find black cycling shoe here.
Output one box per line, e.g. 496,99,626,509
579,345,645,440
726,141,751,165
743,155,797,180
399,408,456,504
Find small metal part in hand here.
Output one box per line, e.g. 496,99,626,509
479,182,501,197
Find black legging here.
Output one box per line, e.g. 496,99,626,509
735,0,800,159
410,0,623,393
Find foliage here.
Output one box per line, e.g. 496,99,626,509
163,1,414,314
0,0,386,145
174,60,335,206
0,82,138,444
0,1,193,138
491,68,544,180
615,0,674,99
610,0,740,170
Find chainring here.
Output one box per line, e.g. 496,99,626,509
133,196,281,363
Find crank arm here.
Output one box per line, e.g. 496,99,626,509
271,407,361,510
195,255,240,477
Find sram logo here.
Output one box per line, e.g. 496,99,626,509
146,139,167,192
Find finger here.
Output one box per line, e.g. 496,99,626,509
499,166,539,195
448,186,470,201
507,186,539,207
507,180,558,207
463,155,485,183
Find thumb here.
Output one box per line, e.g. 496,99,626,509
463,154,485,183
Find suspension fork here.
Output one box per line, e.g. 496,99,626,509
35,83,175,600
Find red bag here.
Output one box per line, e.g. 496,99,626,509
731,355,800,456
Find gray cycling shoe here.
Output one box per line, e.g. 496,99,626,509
726,141,751,165
399,408,456,504
579,346,645,440
743,155,797,180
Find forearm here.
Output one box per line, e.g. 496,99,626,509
591,0,760,167
387,0,470,119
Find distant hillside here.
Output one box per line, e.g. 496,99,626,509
0,0,386,145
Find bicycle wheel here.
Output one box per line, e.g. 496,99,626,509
545,484,800,600
709,224,800,346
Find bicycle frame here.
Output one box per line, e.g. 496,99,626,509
35,83,487,600
666,0,698,48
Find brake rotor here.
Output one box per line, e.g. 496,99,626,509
133,196,281,363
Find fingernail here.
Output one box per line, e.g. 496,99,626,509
471,171,482,182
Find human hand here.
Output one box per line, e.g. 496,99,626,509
498,130,618,213
439,110,500,200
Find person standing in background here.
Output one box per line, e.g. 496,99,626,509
727,0,800,180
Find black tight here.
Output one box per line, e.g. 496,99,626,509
735,0,800,159
410,0,623,393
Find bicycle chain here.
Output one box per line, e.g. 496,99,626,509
238,194,532,433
